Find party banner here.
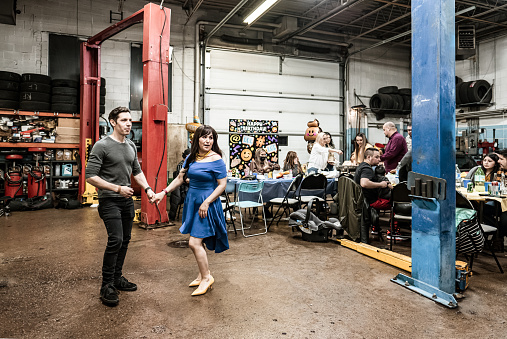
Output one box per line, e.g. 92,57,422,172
229,119,278,177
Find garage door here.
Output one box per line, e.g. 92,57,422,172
204,49,344,166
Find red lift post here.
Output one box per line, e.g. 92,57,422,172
79,3,170,226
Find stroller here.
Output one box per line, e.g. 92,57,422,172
289,198,343,242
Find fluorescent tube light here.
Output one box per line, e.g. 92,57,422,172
243,0,279,25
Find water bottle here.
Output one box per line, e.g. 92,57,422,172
455,164,462,188
474,166,486,192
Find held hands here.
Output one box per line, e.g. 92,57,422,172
199,201,210,219
150,191,166,204
146,189,155,200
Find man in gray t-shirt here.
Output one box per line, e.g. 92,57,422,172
85,106,154,307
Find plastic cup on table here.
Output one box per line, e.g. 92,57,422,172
462,179,471,188
484,182,491,192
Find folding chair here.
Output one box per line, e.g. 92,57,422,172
232,181,267,237
221,181,237,234
456,190,503,273
298,173,327,220
389,181,412,250
268,174,303,229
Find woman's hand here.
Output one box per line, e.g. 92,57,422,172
150,191,166,204
199,200,210,218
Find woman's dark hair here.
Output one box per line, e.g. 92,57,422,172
185,125,222,169
284,151,299,168
108,106,130,123
323,132,335,148
482,153,500,174
352,133,369,158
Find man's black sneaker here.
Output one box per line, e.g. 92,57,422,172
114,276,137,291
100,283,119,307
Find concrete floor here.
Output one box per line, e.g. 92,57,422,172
1,206,507,339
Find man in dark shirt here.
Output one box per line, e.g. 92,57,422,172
380,122,407,173
354,148,394,236
86,107,154,307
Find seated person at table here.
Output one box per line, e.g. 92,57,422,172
497,149,507,172
351,133,373,165
466,153,500,182
374,164,392,201
324,132,338,171
354,148,399,237
283,151,303,176
250,148,280,175
308,132,343,174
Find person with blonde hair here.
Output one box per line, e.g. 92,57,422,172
250,148,280,175
351,133,373,165
307,132,343,174
283,151,303,176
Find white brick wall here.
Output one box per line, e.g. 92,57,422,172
0,0,196,122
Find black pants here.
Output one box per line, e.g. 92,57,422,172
98,197,135,286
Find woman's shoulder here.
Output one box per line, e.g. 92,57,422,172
209,152,222,162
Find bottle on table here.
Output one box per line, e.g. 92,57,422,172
474,166,486,192
455,164,462,188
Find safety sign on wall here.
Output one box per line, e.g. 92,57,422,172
229,119,279,177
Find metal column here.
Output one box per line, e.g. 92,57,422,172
392,0,457,307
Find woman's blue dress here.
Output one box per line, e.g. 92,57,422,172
179,158,229,253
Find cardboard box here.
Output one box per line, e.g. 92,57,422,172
58,118,80,129
55,135,80,144
55,127,79,136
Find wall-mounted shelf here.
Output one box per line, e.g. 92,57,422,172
0,110,80,118
0,143,79,148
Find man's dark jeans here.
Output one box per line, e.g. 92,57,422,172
98,197,135,286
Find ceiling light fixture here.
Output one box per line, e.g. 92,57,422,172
243,0,279,25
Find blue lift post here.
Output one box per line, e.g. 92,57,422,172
391,0,458,308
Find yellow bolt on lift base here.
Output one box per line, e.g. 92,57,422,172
133,208,142,222
81,138,98,205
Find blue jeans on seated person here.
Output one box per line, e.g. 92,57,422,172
307,167,319,174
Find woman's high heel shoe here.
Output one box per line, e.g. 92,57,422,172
191,275,214,296
189,271,210,287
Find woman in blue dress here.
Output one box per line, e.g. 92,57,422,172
151,125,228,296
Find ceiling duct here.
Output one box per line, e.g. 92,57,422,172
273,16,298,38
0,0,17,25
220,34,263,45
295,44,331,54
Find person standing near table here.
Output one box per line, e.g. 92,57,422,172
86,106,154,307
380,122,407,173
308,132,343,174
405,125,412,152
250,148,280,175
151,125,228,296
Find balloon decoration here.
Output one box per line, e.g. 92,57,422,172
185,116,201,142
304,119,321,154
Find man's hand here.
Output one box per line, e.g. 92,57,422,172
389,169,396,174
388,183,393,190
146,189,155,200
150,191,166,204
118,185,134,198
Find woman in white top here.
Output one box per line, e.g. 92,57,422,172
307,132,343,174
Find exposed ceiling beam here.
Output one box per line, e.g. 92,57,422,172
347,12,410,42
185,0,205,24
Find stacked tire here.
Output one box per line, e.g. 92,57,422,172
369,86,411,121
19,73,52,112
100,77,106,115
0,71,21,110
456,79,492,105
51,79,79,113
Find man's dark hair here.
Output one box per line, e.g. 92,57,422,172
182,148,191,159
108,107,130,123
364,147,379,159
497,149,507,158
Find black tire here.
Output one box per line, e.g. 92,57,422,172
51,79,79,88
22,73,51,85
456,82,463,105
378,86,398,94
100,105,105,114
100,86,106,96
456,76,463,85
52,103,79,113
52,87,78,96
467,79,492,103
402,95,411,111
100,77,106,87
0,90,19,101
370,93,394,114
398,88,411,96
0,71,21,82
0,80,19,91
20,82,51,93
19,101,51,112
375,111,385,121
52,95,78,105
459,81,471,104
392,94,405,114
20,91,51,102
0,99,19,109
100,96,105,105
